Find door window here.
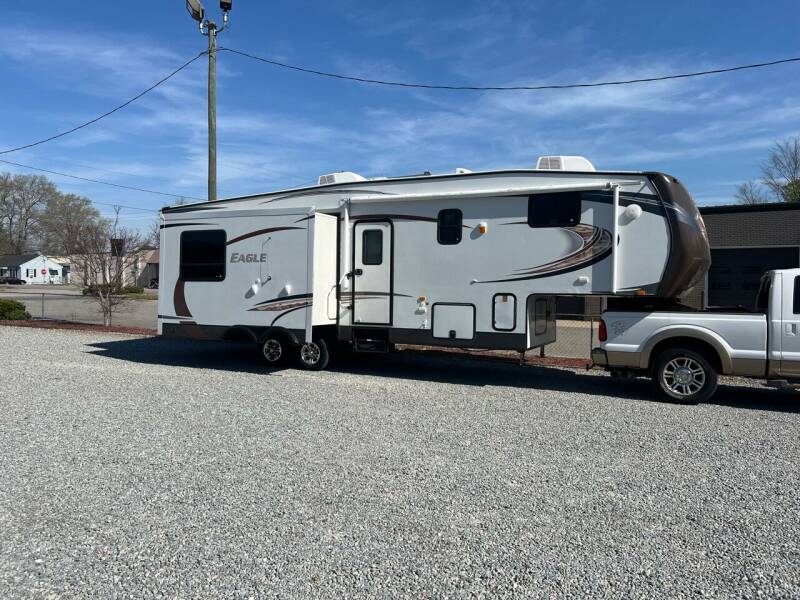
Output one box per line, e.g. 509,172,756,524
362,229,383,265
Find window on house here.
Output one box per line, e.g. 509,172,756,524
528,192,581,227
180,230,226,281
437,209,463,245
362,229,383,265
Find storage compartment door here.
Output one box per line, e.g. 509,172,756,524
526,295,557,348
432,304,475,340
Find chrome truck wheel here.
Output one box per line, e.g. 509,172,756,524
652,348,718,404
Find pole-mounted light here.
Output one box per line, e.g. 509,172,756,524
186,0,205,22
186,0,232,202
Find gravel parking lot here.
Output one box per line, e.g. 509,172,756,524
1,326,798,598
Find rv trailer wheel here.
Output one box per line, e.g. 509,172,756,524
298,338,330,371
260,336,285,366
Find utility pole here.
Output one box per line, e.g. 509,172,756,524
207,21,217,201
187,0,232,201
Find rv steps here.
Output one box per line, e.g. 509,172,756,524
353,330,390,353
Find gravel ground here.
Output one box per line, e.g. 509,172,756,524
0,326,798,599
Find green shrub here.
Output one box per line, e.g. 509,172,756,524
121,285,144,295
82,284,115,296
82,284,145,296
0,299,31,320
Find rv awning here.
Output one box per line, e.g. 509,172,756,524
345,181,642,204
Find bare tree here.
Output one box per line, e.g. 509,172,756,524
67,207,146,325
39,192,101,255
147,218,161,248
737,136,800,204
735,181,771,205
0,174,58,253
762,137,800,202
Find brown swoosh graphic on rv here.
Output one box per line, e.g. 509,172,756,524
173,279,192,317
249,293,313,312
227,226,304,245
476,224,612,283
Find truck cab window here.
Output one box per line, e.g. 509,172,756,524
437,209,463,245
794,276,800,314
528,192,581,227
362,229,383,265
180,230,226,281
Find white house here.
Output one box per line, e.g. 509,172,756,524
0,253,67,284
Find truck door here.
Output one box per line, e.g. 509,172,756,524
779,273,800,376
352,221,392,325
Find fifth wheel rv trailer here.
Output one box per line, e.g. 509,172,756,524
157,156,710,369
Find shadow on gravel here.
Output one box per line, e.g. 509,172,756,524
87,337,799,413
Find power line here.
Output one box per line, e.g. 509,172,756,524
220,47,800,91
0,50,207,156
0,158,204,202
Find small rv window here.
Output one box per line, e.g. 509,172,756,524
794,276,800,314
528,192,581,228
180,230,226,281
437,209,462,245
362,229,383,265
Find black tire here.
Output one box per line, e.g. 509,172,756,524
297,338,330,371
651,348,718,404
259,335,287,366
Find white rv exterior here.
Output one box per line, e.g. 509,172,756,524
158,159,710,369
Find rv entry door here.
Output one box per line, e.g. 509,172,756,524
352,221,392,325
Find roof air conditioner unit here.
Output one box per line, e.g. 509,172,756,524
536,156,596,172
317,171,367,185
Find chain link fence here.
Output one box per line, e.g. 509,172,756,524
543,313,600,362
0,288,157,329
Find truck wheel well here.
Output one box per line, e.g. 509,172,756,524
649,337,723,374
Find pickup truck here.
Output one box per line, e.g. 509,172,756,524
592,268,800,403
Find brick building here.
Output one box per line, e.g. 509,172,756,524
690,202,800,308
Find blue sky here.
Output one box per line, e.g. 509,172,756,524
1,1,800,228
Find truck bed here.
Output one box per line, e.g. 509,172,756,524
598,310,768,376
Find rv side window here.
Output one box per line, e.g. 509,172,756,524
794,276,800,314
437,209,462,245
528,192,581,227
362,229,383,265
180,230,226,281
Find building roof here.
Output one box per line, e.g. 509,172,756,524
0,253,40,267
700,202,800,215
147,249,159,264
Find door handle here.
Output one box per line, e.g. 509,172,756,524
786,323,798,335
346,268,363,278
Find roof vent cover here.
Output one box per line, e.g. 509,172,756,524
317,171,366,186
536,156,596,172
